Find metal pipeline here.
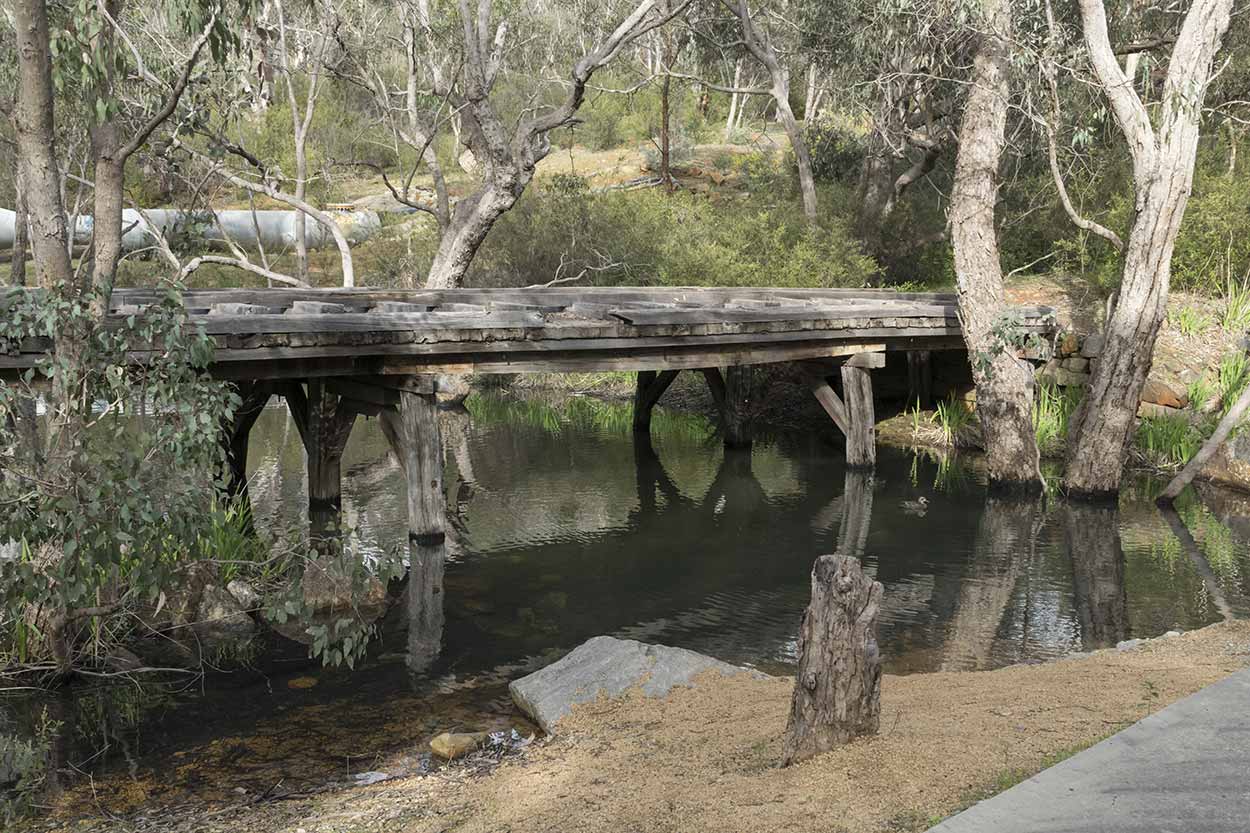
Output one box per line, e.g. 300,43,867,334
0,207,382,252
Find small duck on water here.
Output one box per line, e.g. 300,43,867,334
901,496,929,516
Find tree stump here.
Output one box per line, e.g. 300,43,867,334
782,554,883,766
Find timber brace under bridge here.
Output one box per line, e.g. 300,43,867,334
2,285,1057,671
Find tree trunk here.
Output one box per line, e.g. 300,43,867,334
660,62,672,191
949,0,1042,490
88,149,125,304
803,63,818,121
1158,379,1250,502
782,554,882,766
772,85,819,225
294,142,310,284
855,137,896,256
724,59,743,141
1064,0,1234,497
11,183,29,286
730,0,817,225
12,0,73,290
425,184,519,289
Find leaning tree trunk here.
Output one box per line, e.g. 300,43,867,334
949,0,1042,490
771,83,819,226
782,554,883,766
1064,0,1234,497
425,183,520,289
1157,373,1250,502
855,136,896,258
731,0,818,226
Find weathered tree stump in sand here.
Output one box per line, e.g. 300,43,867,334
782,554,883,766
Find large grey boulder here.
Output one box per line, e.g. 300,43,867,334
509,636,759,733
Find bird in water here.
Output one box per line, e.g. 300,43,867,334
901,496,929,516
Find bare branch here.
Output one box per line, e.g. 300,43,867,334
1076,0,1156,174
175,140,356,287
179,255,309,287
120,9,218,162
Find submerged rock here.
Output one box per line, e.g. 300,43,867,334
430,731,489,760
193,585,256,646
509,635,761,734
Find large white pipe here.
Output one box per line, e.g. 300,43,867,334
0,207,381,252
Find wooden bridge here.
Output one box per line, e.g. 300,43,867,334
2,286,1056,670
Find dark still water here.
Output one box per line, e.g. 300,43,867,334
8,392,1250,811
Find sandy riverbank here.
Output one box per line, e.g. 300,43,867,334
38,620,1250,833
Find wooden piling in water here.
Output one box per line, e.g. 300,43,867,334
218,381,271,532
632,369,680,434
907,350,933,409
701,366,753,449
380,378,447,673
804,353,880,468
283,380,357,554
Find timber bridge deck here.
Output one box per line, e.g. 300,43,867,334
86,286,1053,378
3,285,1056,672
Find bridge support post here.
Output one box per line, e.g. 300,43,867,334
218,381,270,534
805,353,881,468
907,350,932,410
380,377,447,674
283,380,357,555
701,366,753,449
633,370,681,434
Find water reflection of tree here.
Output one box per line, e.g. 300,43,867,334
941,494,1044,671
1064,502,1128,649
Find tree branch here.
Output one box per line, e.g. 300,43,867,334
120,9,218,162
176,141,356,287
1076,0,1156,175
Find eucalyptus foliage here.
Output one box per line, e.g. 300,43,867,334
0,284,235,671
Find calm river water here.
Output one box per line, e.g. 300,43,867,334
6,392,1250,811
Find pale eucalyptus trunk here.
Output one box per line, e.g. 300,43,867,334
1064,0,1235,497
423,0,669,289
724,58,743,141
950,0,1042,490
730,0,818,225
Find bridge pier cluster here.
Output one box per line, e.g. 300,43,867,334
219,374,448,672
630,349,935,469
